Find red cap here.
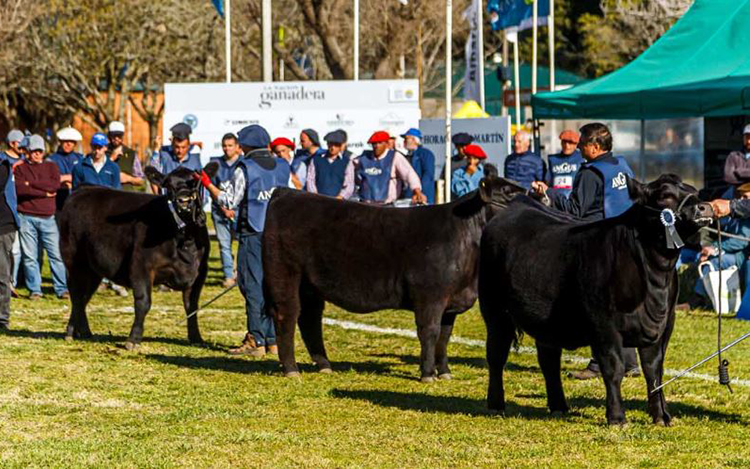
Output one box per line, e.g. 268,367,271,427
368,130,391,144
463,144,487,159
271,137,295,150
559,130,580,143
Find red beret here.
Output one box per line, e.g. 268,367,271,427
368,131,391,144
271,137,295,150
463,144,487,159
559,130,580,143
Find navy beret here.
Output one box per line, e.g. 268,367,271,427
170,122,192,139
452,132,474,146
238,124,271,148
324,130,346,144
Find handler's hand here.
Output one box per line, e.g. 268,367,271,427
699,246,716,262
531,181,548,196
411,190,427,205
710,199,731,218
193,170,212,189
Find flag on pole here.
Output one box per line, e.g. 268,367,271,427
487,0,549,32
463,0,482,102
211,0,224,17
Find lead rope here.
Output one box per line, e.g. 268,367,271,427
716,218,733,392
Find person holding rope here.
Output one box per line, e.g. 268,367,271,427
531,122,640,380
197,124,291,357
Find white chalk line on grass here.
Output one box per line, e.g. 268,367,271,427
321,318,750,388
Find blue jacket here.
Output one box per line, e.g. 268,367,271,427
48,148,83,175
451,164,485,198
504,150,546,190
292,147,325,174
152,146,202,174
0,159,18,228
403,146,435,204
72,156,122,190
0,151,23,166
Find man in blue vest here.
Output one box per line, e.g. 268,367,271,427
356,130,426,205
72,133,122,190
149,123,202,194
306,130,355,199
505,129,546,190
208,133,242,288
546,129,585,198
0,139,19,330
48,126,84,211
291,128,324,178
401,128,435,204
532,122,639,379
200,124,291,357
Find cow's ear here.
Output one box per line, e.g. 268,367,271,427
145,166,166,187
203,162,220,179
627,176,649,204
479,177,493,203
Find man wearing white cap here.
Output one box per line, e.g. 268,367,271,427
48,127,83,210
106,121,144,191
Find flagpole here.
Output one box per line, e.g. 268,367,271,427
445,0,453,203
262,0,272,82
548,0,555,91
509,30,521,131
354,0,359,80
532,0,537,95
477,0,485,109
225,0,231,83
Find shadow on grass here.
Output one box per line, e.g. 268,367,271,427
565,396,746,424
146,354,398,377
369,352,537,373
1,328,226,352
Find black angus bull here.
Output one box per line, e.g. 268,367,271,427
263,177,526,381
58,164,218,349
478,174,713,425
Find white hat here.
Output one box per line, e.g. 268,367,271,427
56,127,82,142
108,121,125,134
743,124,750,135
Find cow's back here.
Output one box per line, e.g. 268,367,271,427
264,189,481,313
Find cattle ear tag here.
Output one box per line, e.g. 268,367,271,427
659,208,683,249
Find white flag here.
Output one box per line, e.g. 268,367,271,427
463,0,481,103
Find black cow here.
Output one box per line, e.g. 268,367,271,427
478,174,713,425
263,177,526,381
58,164,218,349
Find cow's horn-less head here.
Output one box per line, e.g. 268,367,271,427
479,176,527,213
627,173,714,249
145,163,220,229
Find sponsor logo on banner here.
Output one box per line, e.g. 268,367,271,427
258,84,326,109
183,114,199,130
388,86,417,103
327,113,355,127
283,115,299,129
224,118,260,127
379,112,406,127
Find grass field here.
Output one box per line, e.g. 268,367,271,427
1,237,750,468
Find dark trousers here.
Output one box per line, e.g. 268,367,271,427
0,231,16,327
588,347,638,372
237,232,276,346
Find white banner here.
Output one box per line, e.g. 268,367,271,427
463,0,481,102
164,80,421,163
419,117,512,177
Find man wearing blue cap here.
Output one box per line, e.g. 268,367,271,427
2,130,25,166
199,124,291,357
149,122,202,194
72,133,122,190
401,128,435,204
0,130,19,329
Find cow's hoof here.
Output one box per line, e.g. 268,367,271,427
550,410,566,418
487,408,505,416
124,341,140,351
318,367,333,374
420,376,436,383
654,416,672,427
64,335,74,342
438,373,452,380
188,337,203,345
284,371,301,378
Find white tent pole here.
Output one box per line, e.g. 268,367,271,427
225,0,231,83
445,0,452,203
549,0,555,91
262,0,272,82
477,0,485,109
354,0,359,80
511,32,521,130
532,0,537,95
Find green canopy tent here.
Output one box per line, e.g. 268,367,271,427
532,0,750,119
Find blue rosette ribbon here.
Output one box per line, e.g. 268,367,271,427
660,208,684,249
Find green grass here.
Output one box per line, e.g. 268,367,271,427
1,238,750,468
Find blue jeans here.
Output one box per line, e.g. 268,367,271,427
212,211,235,280
18,213,68,296
695,253,747,297
237,232,275,346
11,234,20,287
